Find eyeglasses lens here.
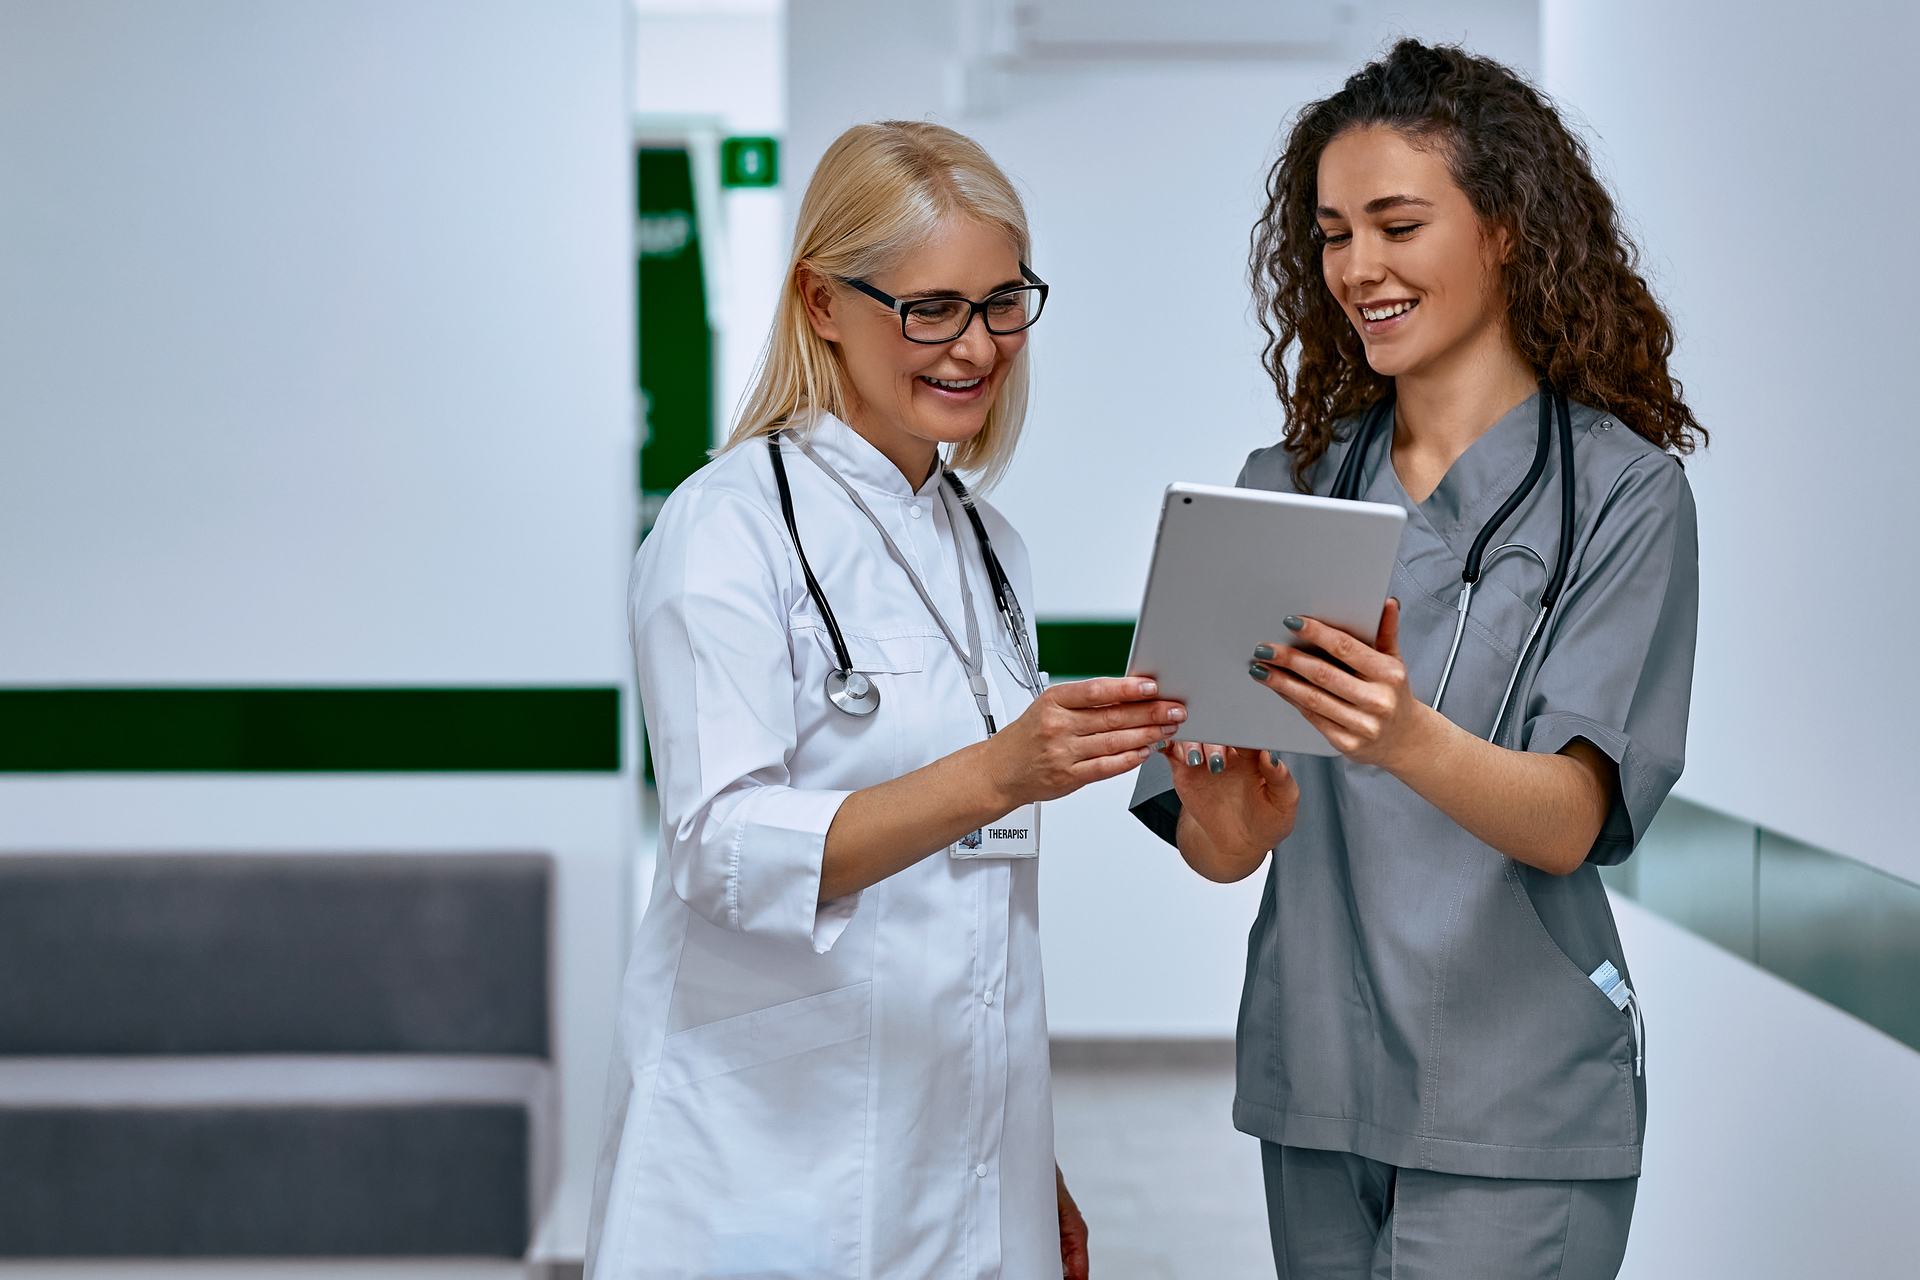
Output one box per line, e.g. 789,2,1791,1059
901,287,1044,342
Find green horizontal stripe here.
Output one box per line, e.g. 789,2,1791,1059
1036,619,1135,678
0,688,620,773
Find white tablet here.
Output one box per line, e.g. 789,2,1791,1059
1125,482,1408,757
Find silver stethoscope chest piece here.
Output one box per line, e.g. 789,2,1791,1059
825,668,881,716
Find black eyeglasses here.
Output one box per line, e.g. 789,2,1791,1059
838,264,1049,344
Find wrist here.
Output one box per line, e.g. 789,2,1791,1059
1380,701,1456,782
965,737,1025,820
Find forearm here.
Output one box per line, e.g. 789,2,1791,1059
819,741,1014,901
1386,706,1610,874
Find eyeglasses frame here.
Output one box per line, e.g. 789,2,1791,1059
837,264,1049,344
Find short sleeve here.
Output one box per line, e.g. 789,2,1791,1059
631,480,858,953
1128,749,1181,846
1519,454,1700,865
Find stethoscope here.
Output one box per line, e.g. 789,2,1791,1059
1330,380,1576,741
766,431,1044,730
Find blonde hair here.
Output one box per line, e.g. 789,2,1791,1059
723,121,1032,491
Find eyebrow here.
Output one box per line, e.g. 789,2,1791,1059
895,278,1026,300
1316,194,1436,218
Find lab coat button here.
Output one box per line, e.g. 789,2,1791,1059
909,503,924,518
983,990,994,1005
975,1164,988,1178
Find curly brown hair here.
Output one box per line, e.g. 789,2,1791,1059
1251,38,1706,490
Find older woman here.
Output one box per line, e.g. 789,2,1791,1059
586,121,1184,1279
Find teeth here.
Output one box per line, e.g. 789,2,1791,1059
1360,301,1416,321
926,377,983,389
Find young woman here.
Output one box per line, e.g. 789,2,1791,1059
587,121,1184,1280
1130,41,1704,1279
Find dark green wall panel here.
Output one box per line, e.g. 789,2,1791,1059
0,688,619,773
1037,619,1135,678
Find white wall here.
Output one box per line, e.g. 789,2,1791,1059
0,0,635,1253
1611,893,1920,1278
787,0,1538,1035
1543,0,1920,884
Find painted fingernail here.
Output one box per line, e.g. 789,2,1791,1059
1208,753,1225,775
1249,662,1268,681
1253,644,1275,661
1268,750,1282,766
1186,748,1202,768
1138,679,1157,696
1283,616,1305,632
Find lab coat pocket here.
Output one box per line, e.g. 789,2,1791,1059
797,623,925,674
628,982,872,1279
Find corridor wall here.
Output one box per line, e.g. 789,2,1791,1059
0,0,636,1254
1542,4,1920,1275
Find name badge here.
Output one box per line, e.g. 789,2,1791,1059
951,803,1041,860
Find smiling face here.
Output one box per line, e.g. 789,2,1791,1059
801,215,1028,486
1315,125,1515,384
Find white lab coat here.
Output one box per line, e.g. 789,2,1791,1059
585,416,1057,1280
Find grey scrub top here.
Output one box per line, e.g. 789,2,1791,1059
1131,393,1699,1181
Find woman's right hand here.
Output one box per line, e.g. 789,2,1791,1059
1166,740,1298,882
983,677,1186,808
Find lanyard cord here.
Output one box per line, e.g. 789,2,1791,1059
778,431,1002,736
941,470,1044,694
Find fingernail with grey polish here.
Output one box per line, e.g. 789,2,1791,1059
1249,662,1268,682
1283,616,1305,632
1186,748,1202,768
1269,750,1282,766
1253,644,1275,661
1208,753,1225,775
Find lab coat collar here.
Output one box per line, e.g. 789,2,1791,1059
806,414,946,501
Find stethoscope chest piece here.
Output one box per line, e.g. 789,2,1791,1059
826,668,881,717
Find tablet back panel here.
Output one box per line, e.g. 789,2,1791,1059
1126,483,1407,757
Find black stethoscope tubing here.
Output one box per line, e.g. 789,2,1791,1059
1331,380,1577,739
766,433,1040,722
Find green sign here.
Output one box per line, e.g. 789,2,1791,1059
721,136,779,188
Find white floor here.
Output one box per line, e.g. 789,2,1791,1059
1051,1043,1272,1280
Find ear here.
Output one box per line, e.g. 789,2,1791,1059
796,264,842,343
1484,218,1515,267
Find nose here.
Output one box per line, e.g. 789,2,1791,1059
945,309,996,364
1340,231,1387,295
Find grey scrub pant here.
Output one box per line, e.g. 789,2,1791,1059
1261,1144,1637,1280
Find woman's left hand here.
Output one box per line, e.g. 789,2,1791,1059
1057,1164,1089,1280
1248,597,1430,769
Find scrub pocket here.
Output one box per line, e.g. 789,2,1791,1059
625,983,873,1279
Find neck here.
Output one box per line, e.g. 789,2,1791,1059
1389,324,1537,504
840,400,940,490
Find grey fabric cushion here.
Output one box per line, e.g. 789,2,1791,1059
0,1103,529,1256
0,854,550,1055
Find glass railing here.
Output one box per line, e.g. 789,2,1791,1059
1601,797,1920,1053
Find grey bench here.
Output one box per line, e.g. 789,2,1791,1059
0,853,553,1258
